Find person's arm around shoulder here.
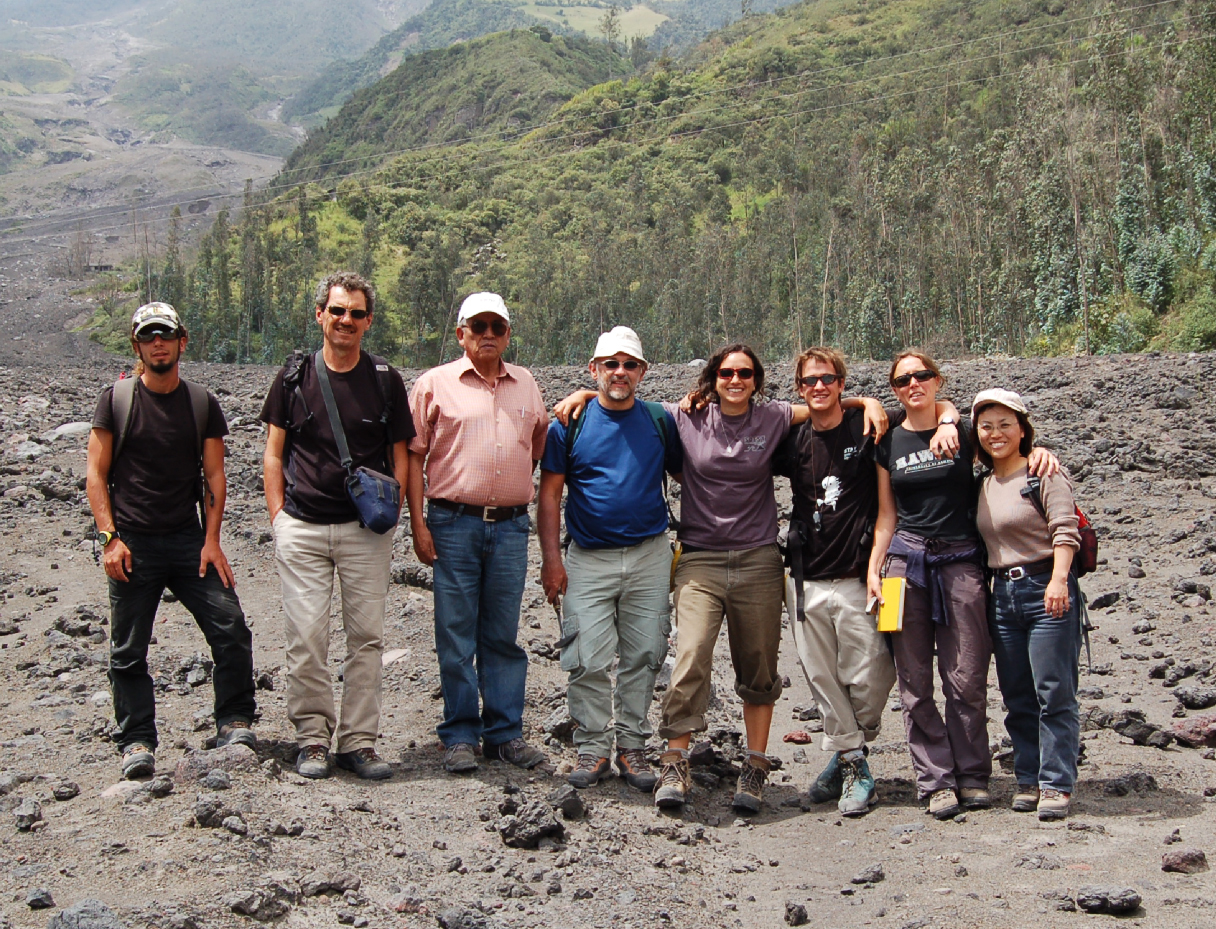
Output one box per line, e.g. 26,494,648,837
86,426,132,583
839,397,889,440
200,436,236,588
867,463,897,604
928,399,962,458
553,389,597,426
1040,470,1079,619
537,470,567,605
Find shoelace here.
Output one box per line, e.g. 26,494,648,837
739,763,766,795
576,754,602,770
659,762,686,787
618,749,647,770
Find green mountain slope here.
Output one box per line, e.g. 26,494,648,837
282,28,629,180
163,0,1216,365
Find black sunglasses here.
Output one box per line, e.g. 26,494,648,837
467,319,508,336
892,369,936,389
717,367,754,381
326,305,369,320
600,359,642,371
798,374,840,388
134,326,181,343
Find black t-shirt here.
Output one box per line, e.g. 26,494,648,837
260,352,415,524
875,421,977,541
775,408,878,580
93,380,228,534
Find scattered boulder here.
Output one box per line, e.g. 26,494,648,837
1089,592,1120,610
192,794,239,828
1162,848,1209,874
390,561,433,590
14,797,42,830
1174,684,1216,710
437,908,488,929
221,877,298,922
47,899,125,929
497,799,565,849
174,744,257,783
784,901,809,926
1171,712,1216,747
148,775,174,798
52,782,79,801
542,707,576,743
27,887,54,909
1076,886,1142,915
547,784,586,820
1106,709,1174,748
300,870,360,897
851,863,884,884
1105,772,1159,796
201,769,232,790
1040,890,1076,912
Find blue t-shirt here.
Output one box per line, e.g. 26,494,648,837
540,399,683,549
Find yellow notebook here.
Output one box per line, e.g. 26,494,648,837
877,577,906,632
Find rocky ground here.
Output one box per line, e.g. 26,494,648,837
1,270,1216,928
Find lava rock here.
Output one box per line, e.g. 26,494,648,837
52,782,79,801
1108,709,1174,748
548,784,586,820
851,863,884,884
201,769,232,790
542,707,576,742
1171,712,1216,747
1105,771,1159,796
222,815,248,835
1040,890,1076,912
1089,592,1120,610
192,794,237,828
497,799,565,849
437,908,488,929
27,887,54,909
173,744,257,783
300,870,361,897
1162,848,1209,873
1076,886,1142,914
1175,684,1216,710
47,900,125,929
148,775,174,798
784,901,809,926
14,797,42,830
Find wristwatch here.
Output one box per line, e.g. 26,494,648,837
97,530,120,547
937,415,957,427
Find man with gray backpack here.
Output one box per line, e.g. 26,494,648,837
261,271,413,780
86,302,256,781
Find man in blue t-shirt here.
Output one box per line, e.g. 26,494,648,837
538,326,682,792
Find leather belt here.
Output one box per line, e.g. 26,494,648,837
430,498,528,522
995,557,1056,581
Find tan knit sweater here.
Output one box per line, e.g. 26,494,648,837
976,465,1081,569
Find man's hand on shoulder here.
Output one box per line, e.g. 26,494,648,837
200,538,236,588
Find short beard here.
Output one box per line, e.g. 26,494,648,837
597,373,634,402
146,357,176,375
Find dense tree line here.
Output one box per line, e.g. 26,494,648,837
147,0,1216,367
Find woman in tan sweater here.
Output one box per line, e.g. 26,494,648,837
972,389,1081,822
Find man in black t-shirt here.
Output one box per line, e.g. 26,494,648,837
86,302,256,781
261,271,414,781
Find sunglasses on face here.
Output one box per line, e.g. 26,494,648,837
891,369,936,389
134,326,181,343
466,319,508,336
716,367,755,381
600,359,642,371
326,305,369,320
798,374,840,388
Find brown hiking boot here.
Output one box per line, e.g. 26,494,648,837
654,750,691,810
732,752,770,814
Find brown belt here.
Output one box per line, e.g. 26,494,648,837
430,498,528,522
994,557,1056,580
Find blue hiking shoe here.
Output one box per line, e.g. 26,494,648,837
806,751,843,804
838,748,876,817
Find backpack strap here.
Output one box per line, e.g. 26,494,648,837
368,352,395,471
183,379,209,463
110,376,137,463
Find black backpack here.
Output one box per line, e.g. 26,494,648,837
281,349,395,467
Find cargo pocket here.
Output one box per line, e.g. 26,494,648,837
558,609,581,673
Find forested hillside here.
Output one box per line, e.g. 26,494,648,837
128,0,1216,367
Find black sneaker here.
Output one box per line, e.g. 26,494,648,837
216,720,257,750
568,755,611,788
484,738,547,770
295,744,331,779
121,744,155,780
335,747,392,780
615,747,658,792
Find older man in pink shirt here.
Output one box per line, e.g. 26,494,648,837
407,292,549,774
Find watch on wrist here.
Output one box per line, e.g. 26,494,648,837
937,415,957,427
97,530,119,546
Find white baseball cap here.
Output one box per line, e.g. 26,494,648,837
971,387,1029,418
591,326,646,363
457,292,510,327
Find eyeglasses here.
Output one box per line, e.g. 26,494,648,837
134,326,181,343
600,359,642,371
716,367,754,381
326,305,369,320
891,369,936,389
466,319,508,336
798,374,840,388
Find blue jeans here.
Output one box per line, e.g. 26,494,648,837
109,526,255,751
990,571,1081,792
427,505,530,748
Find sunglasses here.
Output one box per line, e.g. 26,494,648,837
600,359,642,371
716,367,755,381
326,305,369,320
134,326,181,343
798,374,840,388
466,319,508,336
891,369,936,389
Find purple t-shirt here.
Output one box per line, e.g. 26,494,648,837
666,399,792,551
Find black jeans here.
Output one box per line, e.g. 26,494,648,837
108,525,255,750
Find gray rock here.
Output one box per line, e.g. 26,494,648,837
390,561,433,590
52,782,79,801
1162,847,1209,873
497,799,565,848
222,815,248,835
192,794,236,828
548,784,586,820
851,863,884,884
1105,771,1159,796
1040,890,1076,912
201,769,232,790
221,887,290,921
542,707,576,742
1175,684,1216,710
300,870,361,897
1128,565,1147,578
47,900,125,929
1016,853,1062,870
148,775,174,798
1089,592,1120,610
27,887,54,909
437,908,488,929
14,797,42,830
784,901,809,926
174,744,257,782
1076,886,1142,914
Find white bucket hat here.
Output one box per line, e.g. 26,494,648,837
591,326,646,363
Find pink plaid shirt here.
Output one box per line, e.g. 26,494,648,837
408,355,547,507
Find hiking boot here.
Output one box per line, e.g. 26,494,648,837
335,747,392,780
1037,788,1071,821
654,750,691,810
732,752,770,814
807,751,843,804
567,755,611,789
838,749,876,817
295,744,330,779
615,747,658,792
216,720,256,750
484,738,547,770
1012,785,1040,812
121,744,155,780
443,742,478,774
926,788,961,820
959,787,992,810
